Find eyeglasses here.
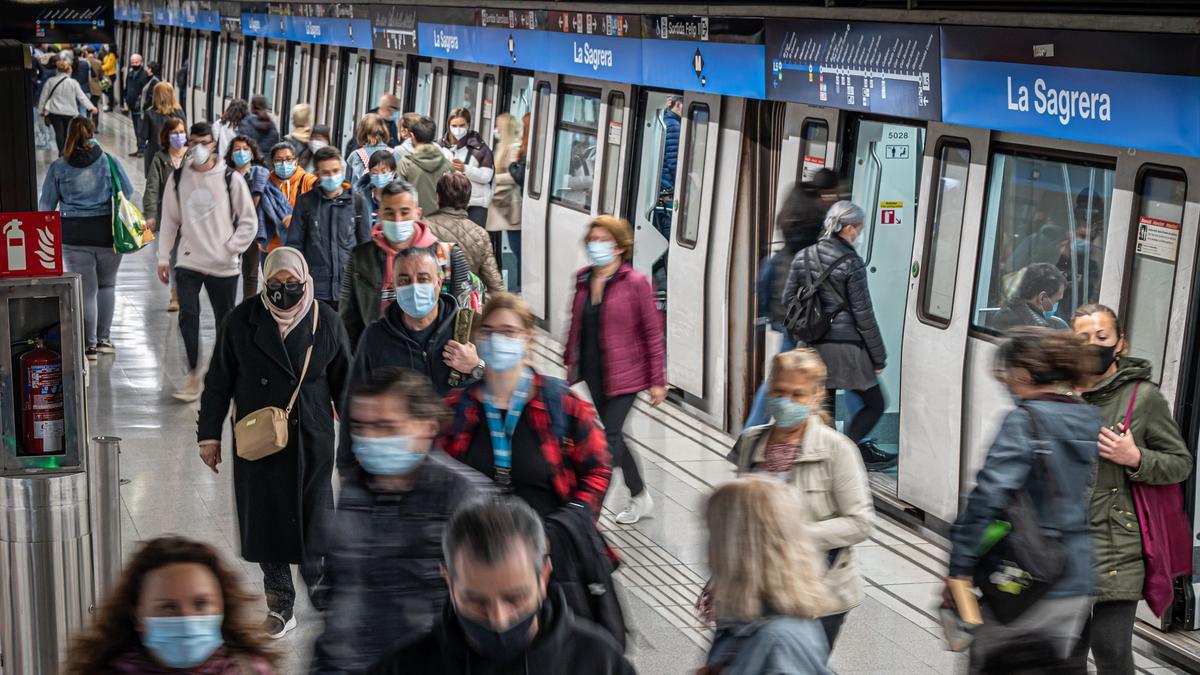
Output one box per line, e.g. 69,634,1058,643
265,280,303,293
477,327,526,339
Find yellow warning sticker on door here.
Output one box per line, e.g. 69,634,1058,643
879,201,904,208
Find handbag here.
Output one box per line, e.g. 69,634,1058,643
106,154,154,253
972,407,1068,624
1122,382,1195,617
234,308,318,461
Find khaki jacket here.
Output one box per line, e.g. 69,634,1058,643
729,419,874,614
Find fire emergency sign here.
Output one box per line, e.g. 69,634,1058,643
1,211,62,278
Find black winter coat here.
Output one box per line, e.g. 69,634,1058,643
198,299,351,564
367,588,636,675
783,236,886,369
124,67,149,110
238,112,280,161
289,187,370,302
310,455,492,674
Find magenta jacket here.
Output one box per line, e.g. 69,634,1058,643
565,263,666,398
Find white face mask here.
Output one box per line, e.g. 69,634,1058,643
189,143,211,167
450,126,468,141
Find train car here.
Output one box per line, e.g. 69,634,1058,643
112,0,1200,659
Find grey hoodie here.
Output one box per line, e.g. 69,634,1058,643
157,161,259,277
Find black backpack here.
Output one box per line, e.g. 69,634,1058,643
784,247,854,342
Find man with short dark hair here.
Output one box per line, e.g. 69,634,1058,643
136,61,161,150
397,116,452,215
288,146,368,308
991,262,1069,332
156,121,259,401
123,54,149,156
367,497,636,675
311,367,491,673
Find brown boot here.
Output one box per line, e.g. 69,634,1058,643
167,287,179,312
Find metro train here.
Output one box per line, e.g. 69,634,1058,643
113,0,1200,646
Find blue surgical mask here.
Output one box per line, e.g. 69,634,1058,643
352,435,425,476
381,219,414,243
231,149,252,167
319,173,344,192
1043,300,1060,320
370,172,394,189
478,335,526,372
395,282,438,318
89,138,100,147
388,110,400,123
141,615,224,669
766,397,811,429
586,241,617,267
274,160,297,179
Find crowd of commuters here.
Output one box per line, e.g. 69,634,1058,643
40,42,1199,675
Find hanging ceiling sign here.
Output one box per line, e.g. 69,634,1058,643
941,26,1200,156
371,5,417,53
152,5,219,31
641,15,765,99
1,0,114,42
765,19,941,121
241,11,370,48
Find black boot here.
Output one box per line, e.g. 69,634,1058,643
858,439,897,470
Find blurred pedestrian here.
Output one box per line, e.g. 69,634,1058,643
367,497,635,675
486,112,523,266
38,60,96,155
214,98,249,159
197,247,351,639
140,81,186,176
947,327,1099,672
311,368,491,673
238,95,280,163
392,112,421,164
100,46,118,111
426,171,505,293
141,115,188,311
306,124,332,172
565,216,665,524
701,477,833,675
134,61,161,149
123,53,149,156
346,112,392,186
283,103,314,165
438,107,494,225
227,135,292,299
63,536,277,674
345,93,400,156
729,348,872,652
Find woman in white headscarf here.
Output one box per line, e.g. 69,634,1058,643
197,246,352,640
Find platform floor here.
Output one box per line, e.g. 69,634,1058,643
41,111,1190,674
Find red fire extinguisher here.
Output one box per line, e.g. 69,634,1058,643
20,340,64,456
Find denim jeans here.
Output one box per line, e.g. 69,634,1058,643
63,245,123,347
742,333,798,430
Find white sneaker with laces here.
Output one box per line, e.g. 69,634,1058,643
173,369,204,402
265,611,297,639
615,490,654,525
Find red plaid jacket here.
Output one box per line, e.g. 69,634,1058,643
439,373,612,515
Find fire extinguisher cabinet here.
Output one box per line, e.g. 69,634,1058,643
0,274,96,673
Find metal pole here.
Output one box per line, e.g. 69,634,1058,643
89,436,122,606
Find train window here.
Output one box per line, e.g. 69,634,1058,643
1125,170,1187,381
527,82,551,199
549,89,601,212
920,141,971,325
289,47,307,118
223,40,238,99
971,150,1113,335
677,103,710,248
600,92,625,215
413,60,433,116
194,36,207,89
448,71,478,121
800,120,830,181
391,62,405,99
369,62,391,105
263,46,279,107
506,73,533,120
341,56,361,147
479,75,496,139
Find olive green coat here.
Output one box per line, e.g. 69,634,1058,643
1081,357,1193,602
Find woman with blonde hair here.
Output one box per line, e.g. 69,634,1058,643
486,112,524,267
38,59,96,154
702,476,833,674
140,81,185,175
727,348,872,652
346,112,391,185
565,215,666,524
284,102,315,167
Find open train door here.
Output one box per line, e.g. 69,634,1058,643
897,123,991,522
663,91,721,397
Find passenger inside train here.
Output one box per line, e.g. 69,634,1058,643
8,4,1200,672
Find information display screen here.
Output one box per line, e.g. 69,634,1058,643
1,0,114,42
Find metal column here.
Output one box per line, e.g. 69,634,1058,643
89,436,122,604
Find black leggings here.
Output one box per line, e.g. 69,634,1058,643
176,268,239,370
48,113,73,155
824,385,885,443
1072,599,1137,674
589,385,644,496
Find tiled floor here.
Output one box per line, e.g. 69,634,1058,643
40,111,1191,674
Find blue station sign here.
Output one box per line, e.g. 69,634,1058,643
241,12,372,48
641,16,766,99
941,27,1200,156
152,6,219,31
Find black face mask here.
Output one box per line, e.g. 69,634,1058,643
1089,343,1118,375
266,281,305,310
454,599,540,663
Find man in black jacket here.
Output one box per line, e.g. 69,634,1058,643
289,146,370,308
368,498,636,675
312,367,491,674
123,54,149,157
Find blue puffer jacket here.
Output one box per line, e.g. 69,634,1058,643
660,109,680,192
39,145,132,218
950,398,1101,599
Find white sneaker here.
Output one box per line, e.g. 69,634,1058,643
615,491,654,525
173,370,204,402
264,611,297,639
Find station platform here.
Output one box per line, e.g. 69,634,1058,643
43,112,1190,674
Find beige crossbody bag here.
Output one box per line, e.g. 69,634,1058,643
234,308,318,461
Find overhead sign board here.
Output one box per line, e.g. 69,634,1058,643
371,5,417,53
941,26,1200,156
1,0,114,42
641,15,766,99
766,19,941,121
152,5,219,31
241,12,371,48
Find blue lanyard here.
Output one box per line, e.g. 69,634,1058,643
482,368,533,488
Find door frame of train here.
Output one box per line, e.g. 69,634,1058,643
898,122,991,521
430,58,450,129
664,91,721,398
519,74,558,322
